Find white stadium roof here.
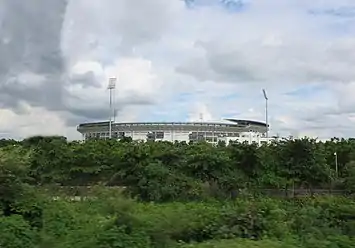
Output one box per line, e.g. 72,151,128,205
78,119,267,128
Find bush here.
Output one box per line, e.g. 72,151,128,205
177,238,298,248
0,215,38,248
2,136,355,247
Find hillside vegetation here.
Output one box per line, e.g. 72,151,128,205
1,136,355,247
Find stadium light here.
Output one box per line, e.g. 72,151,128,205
108,77,117,139
334,152,338,177
262,89,269,139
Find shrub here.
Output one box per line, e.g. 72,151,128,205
0,215,38,248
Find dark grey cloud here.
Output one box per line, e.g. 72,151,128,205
0,0,68,111
65,94,155,124
0,0,122,125
1,0,67,74
68,108,112,123
0,0,175,129
0,75,65,110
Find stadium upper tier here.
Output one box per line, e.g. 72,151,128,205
77,119,269,144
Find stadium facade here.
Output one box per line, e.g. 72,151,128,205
77,119,272,145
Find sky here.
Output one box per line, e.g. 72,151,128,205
1,0,355,140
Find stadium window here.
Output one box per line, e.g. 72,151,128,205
189,132,198,140
156,131,164,139
147,132,155,140
197,135,205,141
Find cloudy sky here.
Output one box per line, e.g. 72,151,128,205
1,0,355,140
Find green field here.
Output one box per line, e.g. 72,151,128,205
1,136,355,247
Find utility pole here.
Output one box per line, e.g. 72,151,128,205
334,152,338,177
108,77,116,139
262,89,269,139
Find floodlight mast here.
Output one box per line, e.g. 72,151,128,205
108,77,117,139
334,152,338,177
262,89,269,139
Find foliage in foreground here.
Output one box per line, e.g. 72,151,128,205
1,188,355,248
1,136,355,247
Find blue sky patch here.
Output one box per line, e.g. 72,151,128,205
309,6,355,18
220,92,240,100
184,0,247,12
284,84,326,98
174,92,196,102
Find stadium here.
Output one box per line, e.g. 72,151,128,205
77,119,271,145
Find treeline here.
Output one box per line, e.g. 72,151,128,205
2,136,355,247
2,135,355,201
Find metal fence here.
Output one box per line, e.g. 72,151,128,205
259,189,349,198
42,186,352,199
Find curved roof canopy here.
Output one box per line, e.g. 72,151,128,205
78,119,267,128
224,119,267,127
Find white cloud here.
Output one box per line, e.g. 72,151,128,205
188,102,214,121
0,103,73,139
2,0,355,139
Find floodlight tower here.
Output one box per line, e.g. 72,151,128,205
262,89,269,139
108,77,117,139
334,152,338,177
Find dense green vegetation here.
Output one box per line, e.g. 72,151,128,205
1,136,355,247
